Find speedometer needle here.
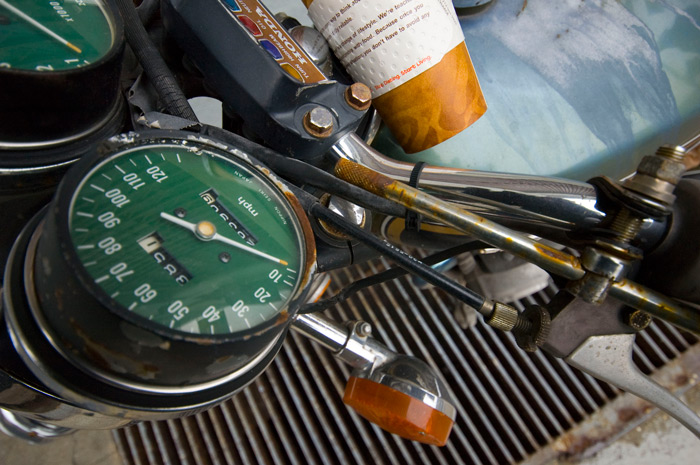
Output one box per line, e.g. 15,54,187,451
160,212,289,266
0,0,82,54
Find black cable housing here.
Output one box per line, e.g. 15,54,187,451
200,125,407,218
136,0,160,26
306,201,488,312
300,240,488,314
115,0,199,121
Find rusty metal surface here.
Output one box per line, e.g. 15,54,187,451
610,280,700,335
113,258,699,465
334,158,587,281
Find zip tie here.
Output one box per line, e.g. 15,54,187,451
405,161,427,232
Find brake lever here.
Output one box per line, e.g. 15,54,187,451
541,291,700,438
566,333,700,437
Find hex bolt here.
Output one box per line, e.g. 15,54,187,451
622,144,687,207
345,83,372,111
600,146,687,251
303,107,334,138
355,321,372,338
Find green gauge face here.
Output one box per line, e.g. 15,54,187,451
67,141,309,337
0,0,114,71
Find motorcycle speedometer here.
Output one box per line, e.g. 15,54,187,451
0,0,115,71
0,0,124,151
5,132,316,395
67,136,311,337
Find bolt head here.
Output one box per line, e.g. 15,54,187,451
356,322,372,337
345,83,372,111
303,107,334,138
637,154,686,184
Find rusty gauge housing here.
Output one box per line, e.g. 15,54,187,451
2,131,316,418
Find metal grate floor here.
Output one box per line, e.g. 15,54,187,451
114,258,699,465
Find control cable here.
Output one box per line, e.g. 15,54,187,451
299,240,488,314
115,0,199,121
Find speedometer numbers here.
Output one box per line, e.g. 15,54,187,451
68,139,312,338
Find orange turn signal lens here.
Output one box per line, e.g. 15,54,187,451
343,376,454,446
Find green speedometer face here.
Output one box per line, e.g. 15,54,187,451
0,0,114,71
68,140,308,337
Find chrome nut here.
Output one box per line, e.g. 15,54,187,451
354,321,372,338
636,154,686,185
622,174,677,207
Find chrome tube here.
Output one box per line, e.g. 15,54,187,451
291,313,349,353
682,130,700,152
610,280,700,334
333,133,604,235
291,313,393,369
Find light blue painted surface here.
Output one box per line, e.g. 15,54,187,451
370,0,700,181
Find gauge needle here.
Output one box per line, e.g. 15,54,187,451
160,212,289,266
0,0,82,54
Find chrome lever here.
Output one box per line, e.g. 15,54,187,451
541,291,700,438
566,333,700,438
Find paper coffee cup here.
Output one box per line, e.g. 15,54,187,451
304,0,486,153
